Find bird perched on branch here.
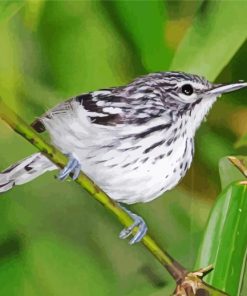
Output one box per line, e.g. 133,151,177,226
0,72,246,244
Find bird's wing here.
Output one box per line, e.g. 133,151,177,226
74,90,128,126
74,89,167,126
31,88,166,133
31,89,123,133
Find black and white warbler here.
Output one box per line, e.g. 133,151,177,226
0,71,246,244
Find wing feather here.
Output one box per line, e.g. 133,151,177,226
31,87,166,132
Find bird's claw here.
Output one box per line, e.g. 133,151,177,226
119,213,147,245
58,154,81,181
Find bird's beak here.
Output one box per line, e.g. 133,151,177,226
205,82,247,96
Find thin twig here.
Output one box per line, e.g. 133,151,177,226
0,99,229,296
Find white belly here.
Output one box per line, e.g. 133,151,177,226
81,136,193,204
43,109,193,204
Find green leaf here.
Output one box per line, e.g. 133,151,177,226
24,0,45,30
0,0,24,24
106,0,173,71
39,1,131,95
170,1,247,80
26,236,116,296
219,157,245,190
196,126,233,172
195,183,247,296
0,256,24,295
235,134,247,149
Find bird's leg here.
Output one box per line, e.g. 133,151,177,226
58,153,81,181
118,203,148,245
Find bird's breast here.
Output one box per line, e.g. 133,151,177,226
43,110,194,204
80,125,194,204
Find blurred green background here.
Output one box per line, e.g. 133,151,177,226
0,0,246,295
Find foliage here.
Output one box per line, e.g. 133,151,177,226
196,181,247,296
171,0,247,80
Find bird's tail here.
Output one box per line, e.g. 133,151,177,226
0,153,57,193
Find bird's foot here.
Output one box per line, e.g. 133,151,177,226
58,153,81,181
118,205,148,245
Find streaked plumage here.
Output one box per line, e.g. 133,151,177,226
1,71,246,244
30,72,215,203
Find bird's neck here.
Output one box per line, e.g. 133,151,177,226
182,96,217,137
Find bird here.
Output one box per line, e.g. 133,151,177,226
0,71,246,244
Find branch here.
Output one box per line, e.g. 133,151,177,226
0,99,229,296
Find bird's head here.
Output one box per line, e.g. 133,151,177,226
127,71,247,132
138,71,247,108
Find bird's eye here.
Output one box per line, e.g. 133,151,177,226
181,84,194,96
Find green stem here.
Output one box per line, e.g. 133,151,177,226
0,99,185,281
0,100,229,295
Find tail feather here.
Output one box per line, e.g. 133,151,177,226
0,153,57,193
